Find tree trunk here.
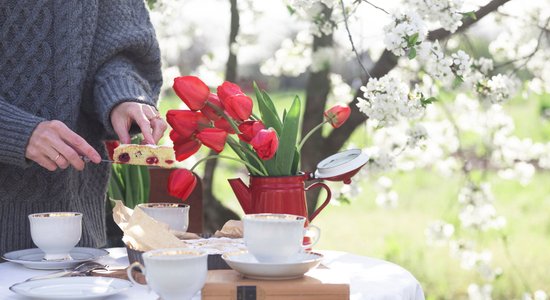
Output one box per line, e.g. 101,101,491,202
302,6,333,217
202,0,240,233
302,0,510,215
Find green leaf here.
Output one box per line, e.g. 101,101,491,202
275,96,301,175
261,91,283,123
461,11,477,20
120,164,150,209
453,75,464,87
140,166,150,204
408,47,417,60
408,33,419,46
290,149,301,175
237,140,264,175
286,5,296,15
263,156,281,175
421,97,437,106
107,167,124,205
254,83,283,134
121,165,134,208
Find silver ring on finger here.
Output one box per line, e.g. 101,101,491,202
53,154,61,162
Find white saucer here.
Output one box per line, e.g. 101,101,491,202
10,277,132,299
2,247,109,270
222,251,323,280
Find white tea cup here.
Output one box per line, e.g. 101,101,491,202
137,203,190,232
28,212,82,261
243,213,321,263
127,248,207,300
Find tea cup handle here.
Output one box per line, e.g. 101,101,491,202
127,262,147,286
302,224,321,249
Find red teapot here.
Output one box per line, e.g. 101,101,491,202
229,149,369,223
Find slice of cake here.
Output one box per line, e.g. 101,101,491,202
113,144,176,168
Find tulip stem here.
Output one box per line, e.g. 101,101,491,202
191,155,267,176
297,120,328,151
227,136,268,174
206,101,241,134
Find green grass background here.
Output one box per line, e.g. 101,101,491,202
159,90,550,299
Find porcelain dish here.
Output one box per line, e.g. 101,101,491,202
9,277,132,299
222,251,323,280
2,247,109,270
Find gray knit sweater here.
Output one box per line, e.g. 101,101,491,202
0,0,162,254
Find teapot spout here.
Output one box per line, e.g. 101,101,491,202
228,178,252,214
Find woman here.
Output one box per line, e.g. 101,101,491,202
0,0,166,254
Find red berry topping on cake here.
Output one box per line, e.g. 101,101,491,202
118,153,130,163
165,160,174,164
146,156,159,165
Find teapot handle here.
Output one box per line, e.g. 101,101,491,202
305,182,332,222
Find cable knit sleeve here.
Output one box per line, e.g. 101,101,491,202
88,0,162,136
0,97,46,168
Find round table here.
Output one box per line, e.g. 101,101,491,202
0,248,425,300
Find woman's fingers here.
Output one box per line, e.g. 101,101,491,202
132,110,155,145
51,138,84,170
25,120,100,171
143,105,166,144
59,127,101,164
36,154,58,172
150,117,167,144
111,102,167,145
112,116,132,144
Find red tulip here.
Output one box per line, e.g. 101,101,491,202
166,110,210,139
324,105,351,128
173,76,210,110
170,130,201,161
214,118,235,134
196,128,228,153
238,120,265,143
201,93,224,121
168,169,197,200
217,81,244,101
104,140,120,160
250,128,278,160
223,94,253,121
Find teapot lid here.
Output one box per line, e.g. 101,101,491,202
313,149,369,184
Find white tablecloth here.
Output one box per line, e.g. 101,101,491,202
0,248,424,300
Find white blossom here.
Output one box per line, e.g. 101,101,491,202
458,183,506,231
310,47,335,72
418,41,454,82
523,291,549,300
497,162,535,186
285,1,336,37
534,290,548,300
473,57,494,75
425,220,454,246
410,0,465,32
451,50,472,77
357,74,425,127
374,176,398,208
476,74,518,105
406,123,428,148
383,10,427,57
364,147,396,173
468,283,493,300
327,73,354,106
260,31,312,77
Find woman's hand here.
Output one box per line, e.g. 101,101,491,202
110,102,167,145
26,121,102,171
